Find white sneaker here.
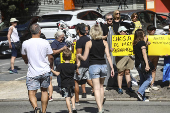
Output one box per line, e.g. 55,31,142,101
145,88,151,93
150,85,159,90
144,99,149,102
75,102,80,106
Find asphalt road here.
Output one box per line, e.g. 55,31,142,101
0,101,170,113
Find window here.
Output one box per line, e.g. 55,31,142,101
147,12,155,24
90,11,102,20
39,14,73,22
120,15,131,21
137,12,150,23
77,11,93,20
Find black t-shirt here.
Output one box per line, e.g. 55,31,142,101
113,20,121,35
76,35,90,68
133,41,146,68
57,63,77,88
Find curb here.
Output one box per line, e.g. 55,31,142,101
1,98,170,102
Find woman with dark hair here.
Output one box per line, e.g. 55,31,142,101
131,13,142,34
133,29,152,101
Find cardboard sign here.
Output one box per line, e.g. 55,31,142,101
112,35,134,56
60,42,76,64
148,35,170,56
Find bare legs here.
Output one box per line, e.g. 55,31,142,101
48,76,53,99
92,77,105,112
65,96,76,113
28,87,48,113
117,69,131,89
11,56,16,70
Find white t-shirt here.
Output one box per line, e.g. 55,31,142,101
21,38,53,77
9,26,20,42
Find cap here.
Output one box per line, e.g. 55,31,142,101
147,25,156,31
118,26,127,32
76,23,86,34
10,18,18,23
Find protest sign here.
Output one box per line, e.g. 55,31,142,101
148,35,170,55
112,35,134,56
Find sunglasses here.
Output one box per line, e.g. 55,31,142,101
134,16,138,18
107,18,113,21
116,13,120,15
120,30,127,33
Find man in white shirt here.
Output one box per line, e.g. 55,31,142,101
21,23,53,113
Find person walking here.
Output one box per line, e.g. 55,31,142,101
131,13,142,34
51,30,67,96
74,23,93,105
51,49,80,113
144,25,159,93
133,29,153,101
7,18,20,74
21,23,54,113
77,24,114,113
114,26,134,94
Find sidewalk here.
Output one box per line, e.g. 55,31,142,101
0,58,170,101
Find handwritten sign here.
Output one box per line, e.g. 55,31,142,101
148,35,170,55
112,35,134,56
60,42,76,64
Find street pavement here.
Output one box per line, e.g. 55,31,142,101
0,101,170,113
0,56,170,101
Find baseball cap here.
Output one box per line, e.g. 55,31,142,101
10,18,18,23
76,23,86,34
118,26,127,32
147,25,156,31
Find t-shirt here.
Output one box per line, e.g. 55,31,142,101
76,35,90,68
51,39,66,58
21,38,53,77
133,41,146,68
57,63,77,88
113,20,121,35
132,21,142,34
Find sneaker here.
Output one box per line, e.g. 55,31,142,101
150,85,159,90
144,99,149,102
34,107,41,113
91,92,94,96
118,88,123,94
49,96,53,102
82,93,86,98
136,92,143,101
128,87,135,93
75,102,80,106
72,108,77,113
145,87,151,93
9,69,18,74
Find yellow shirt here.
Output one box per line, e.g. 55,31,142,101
132,21,142,34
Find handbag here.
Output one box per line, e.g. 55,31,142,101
11,38,21,50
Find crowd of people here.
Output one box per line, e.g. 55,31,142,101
6,10,170,113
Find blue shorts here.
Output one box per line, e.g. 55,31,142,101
11,42,17,57
26,72,50,90
89,64,107,79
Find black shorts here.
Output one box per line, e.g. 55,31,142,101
62,86,75,98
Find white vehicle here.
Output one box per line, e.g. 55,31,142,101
37,9,102,42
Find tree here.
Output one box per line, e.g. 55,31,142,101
0,0,37,21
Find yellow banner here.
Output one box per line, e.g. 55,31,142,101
60,42,76,64
148,35,170,56
112,35,134,56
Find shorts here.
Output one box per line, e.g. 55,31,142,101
115,56,134,72
26,72,50,90
62,86,75,98
74,67,91,80
11,42,17,57
89,64,107,79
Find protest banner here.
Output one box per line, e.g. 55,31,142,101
112,35,134,56
60,42,76,63
148,35,170,56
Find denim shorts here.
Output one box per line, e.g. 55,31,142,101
26,72,50,90
89,64,107,79
11,42,17,57
62,86,75,98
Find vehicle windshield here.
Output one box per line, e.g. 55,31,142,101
121,14,131,21
39,14,73,22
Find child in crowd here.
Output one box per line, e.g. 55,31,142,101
51,49,80,113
